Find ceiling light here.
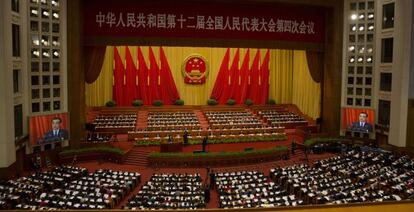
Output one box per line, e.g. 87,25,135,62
351,14,357,20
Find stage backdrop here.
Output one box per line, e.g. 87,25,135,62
85,46,320,119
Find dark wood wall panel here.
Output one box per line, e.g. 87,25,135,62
320,2,343,134
67,0,85,148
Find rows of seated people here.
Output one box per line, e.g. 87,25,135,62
93,114,137,129
125,173,205,210
270,149,414,205
39,169,141,209
147,112,200,130
0,166,87,210
214,170,302,208
205,111,262,127
0,166,141,210
257,110,307,126
86,132,113,143
207,125,284,137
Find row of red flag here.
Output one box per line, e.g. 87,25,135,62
112,47,270,106
113,46,180,106
210,49,270,105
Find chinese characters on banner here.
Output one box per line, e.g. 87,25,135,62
95,13,316,34
84,0,325,43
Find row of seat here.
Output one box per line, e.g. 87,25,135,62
125,173,205,210
270,150,414,205
0,166,140,210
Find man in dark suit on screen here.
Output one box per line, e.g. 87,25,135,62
43,117,69,142
350,112,373,133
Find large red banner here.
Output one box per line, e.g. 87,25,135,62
83,0,326,43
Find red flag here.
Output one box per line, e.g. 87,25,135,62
113,47,125,106
260,49,270,104
210,48,230,101
137,47,149,105
159,47,180,105
148,47,160,103
125,46,138,105
237,49,250,104
225,49,240,104
248,50,261,104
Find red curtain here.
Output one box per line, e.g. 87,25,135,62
84,46,106,84
160,47,180,104
237,49,250,104
30,113,68,145
113,47,126,105
306,50,323,83
260,49,270,104
124,46,138,105
210,48,230,101
341,108,375,129
137,47,149,105
248,50,261,104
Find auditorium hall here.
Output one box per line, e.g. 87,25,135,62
0,0,414,211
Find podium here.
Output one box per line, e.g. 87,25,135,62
160,142,183,152
345,130,370,139
345,130,377,147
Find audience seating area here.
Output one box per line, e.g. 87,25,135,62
93,114,137,131
204,111,285,140
129,109,290,142
270,149,414,205
86,132,114,143
88,105,310,142
215,171,302,208
205,111,262,128
2,146,414,210
129,111,203,142
125,173,205,210
0,166,140,210
147,112,200,130
257,110,308,128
